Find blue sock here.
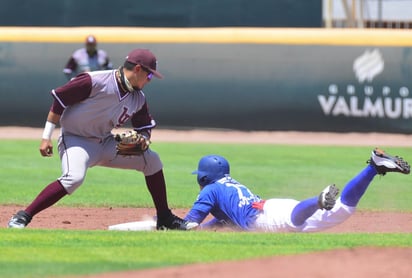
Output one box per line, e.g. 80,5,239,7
291,166,377,226
340,165,377,207
291,196,319,226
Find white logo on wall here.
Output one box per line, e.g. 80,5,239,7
318,48,411,119
353,49,384,83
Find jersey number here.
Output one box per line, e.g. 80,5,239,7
226,182,258,208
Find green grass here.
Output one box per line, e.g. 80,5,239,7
1,140,411,210
1,140,412,277
1,230,411,278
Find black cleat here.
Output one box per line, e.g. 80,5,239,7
368,148,410,176
156,213,198,231
8,210,32,229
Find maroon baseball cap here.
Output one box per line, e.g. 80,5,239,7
85,35,97,45
125,48,164,79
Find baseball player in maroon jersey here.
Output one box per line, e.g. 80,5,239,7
8,48,197,230
63,35,113,80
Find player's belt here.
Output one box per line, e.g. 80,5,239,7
252,200,266,211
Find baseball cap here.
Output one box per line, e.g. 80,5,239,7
85,35,97,45
126,48,164,79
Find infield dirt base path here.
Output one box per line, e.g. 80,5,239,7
2,127,412,278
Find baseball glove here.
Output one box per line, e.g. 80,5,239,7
114,130,151,156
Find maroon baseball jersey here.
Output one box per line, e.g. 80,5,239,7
51,70,155,139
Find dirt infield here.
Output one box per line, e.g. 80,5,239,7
3,126,412,146
2,127,412,278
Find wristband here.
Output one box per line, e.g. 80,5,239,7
42,121,56,140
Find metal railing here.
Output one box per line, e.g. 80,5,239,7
323,0,412,29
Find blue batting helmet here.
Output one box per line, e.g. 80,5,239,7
192,155,230,187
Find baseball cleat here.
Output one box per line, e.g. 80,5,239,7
318,184,339,210
156,213,198,231
8,210,32,229
369,148,410,175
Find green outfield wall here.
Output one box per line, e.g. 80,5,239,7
0,0,321,27
0,27,411,133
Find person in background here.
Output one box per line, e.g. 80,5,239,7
63,35,113,80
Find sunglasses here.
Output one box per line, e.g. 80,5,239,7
141,66,153,81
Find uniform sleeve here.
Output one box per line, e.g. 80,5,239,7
184,208,209,224
63,56,77,75
131,101,156,137
50,73,93,115
50,99,64,115
184,187,216,224
104,57,113,70
98,49,112,70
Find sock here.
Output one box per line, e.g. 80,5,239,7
144,170,170,218
25,180,68,217
340,165,377,207
291,196,319,226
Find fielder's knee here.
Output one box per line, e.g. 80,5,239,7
141,150,163,176
58,174,85,194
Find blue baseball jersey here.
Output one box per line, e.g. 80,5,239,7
185,176,262,230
